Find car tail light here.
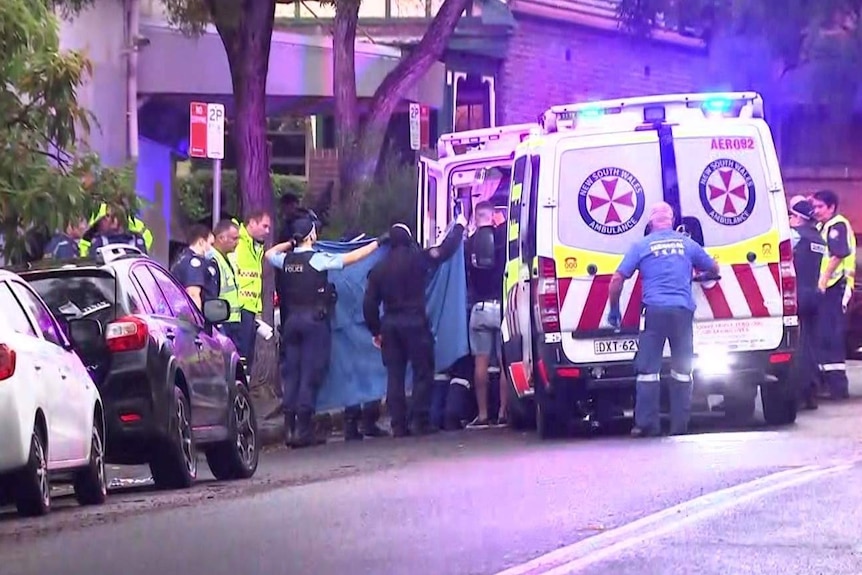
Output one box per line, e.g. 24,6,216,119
769,352,792,364
0,344,16,381
778,239,797,316
534,256,561,333
105,316,149,352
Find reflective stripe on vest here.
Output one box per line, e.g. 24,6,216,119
212,250,241,323
233,224,264,314
819,214,856,289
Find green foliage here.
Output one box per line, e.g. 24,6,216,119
0,0,139,262
176,169,307,222
321,146,417,239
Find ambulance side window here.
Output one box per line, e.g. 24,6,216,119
508,156,528,261
521,155,540,259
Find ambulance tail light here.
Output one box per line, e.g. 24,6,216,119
535,257,560,333
778,239,797,316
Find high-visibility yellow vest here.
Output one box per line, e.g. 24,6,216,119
79,203,153,256
212,249,241,323
229,222,263,314
819,214,856,290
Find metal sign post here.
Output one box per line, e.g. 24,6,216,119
189,102,226,229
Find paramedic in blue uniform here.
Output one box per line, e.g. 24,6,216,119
608,202,719,437
171,224,218,311
362,215,467,438
44,218,88,260
788,196,827,409
265,218,383,448
811,189,855,400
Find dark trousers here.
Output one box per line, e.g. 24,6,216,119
634,305,694,435
380,313,435,432
796,309,819,402
816,280,849,397
281,311,332,415
238,309,258,372
221,322,243,352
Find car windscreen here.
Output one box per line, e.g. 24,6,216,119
24,270,118,323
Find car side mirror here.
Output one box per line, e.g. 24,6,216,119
203,299,230,324
67,318,103,350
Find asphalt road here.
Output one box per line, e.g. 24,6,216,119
3,370,862,575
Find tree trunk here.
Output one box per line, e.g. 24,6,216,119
210,0,279,393
333,0,362,226
333,0,472,225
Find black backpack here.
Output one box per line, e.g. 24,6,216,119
469,226,496,270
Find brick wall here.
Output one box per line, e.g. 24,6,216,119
307,148,339,200
498,14,708,124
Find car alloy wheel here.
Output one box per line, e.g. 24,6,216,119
177,398,196,476
92,426,107,497
233,387,256,467
34,433,49,508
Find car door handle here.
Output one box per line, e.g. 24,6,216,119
34,365,42,371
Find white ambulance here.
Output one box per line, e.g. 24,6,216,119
499,92,800,438
416,124,536,247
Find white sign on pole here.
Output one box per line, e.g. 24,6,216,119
206,103,226,160
409,102,421,151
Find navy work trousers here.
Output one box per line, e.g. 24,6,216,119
237,309,258,373
795,309,819,403
634,305,695,435
380,313,436,433
280,311,332,415
816,280,849,398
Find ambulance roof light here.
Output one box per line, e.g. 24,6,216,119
437,123,537,159
540,92,764,133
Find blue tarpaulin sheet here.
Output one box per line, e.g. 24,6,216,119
307,239,469,411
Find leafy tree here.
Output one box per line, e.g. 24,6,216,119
1,0,138,263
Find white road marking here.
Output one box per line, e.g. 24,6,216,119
493,462,855,575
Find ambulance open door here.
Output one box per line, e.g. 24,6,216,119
416,157,441,248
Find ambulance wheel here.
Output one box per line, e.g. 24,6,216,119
723,391,757,426
761,381,798,426
506,393,536,431
534,382,568,439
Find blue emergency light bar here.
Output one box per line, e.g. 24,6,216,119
540,92,764,133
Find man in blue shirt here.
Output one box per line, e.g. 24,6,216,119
171,224,218,311
44,218,88,260
265,218,383,448
609,202,718,437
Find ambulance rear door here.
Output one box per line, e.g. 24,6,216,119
417,156,441,248
671,120,785,355
553,130,665,365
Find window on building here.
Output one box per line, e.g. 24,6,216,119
454,74,492,131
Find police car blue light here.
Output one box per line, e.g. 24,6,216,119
703,98,733,113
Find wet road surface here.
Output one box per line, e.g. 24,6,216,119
3,370,862,575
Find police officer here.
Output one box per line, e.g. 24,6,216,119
85,208,149,255
265,218,383,448
811,189,856,400
788,196,826,410
44,218,88,260
362,215,467,437
80,203,153,257
171,225,218,310
209,220,243,346
609,202,718,437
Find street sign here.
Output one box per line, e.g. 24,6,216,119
419,105,430,149
189,102,208,158
409,102,421,151
206,103,225,160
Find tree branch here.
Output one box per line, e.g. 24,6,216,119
360,0,471,139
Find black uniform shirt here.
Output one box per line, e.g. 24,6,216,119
363,224,464,337
171,249,220,301
823,219,852,259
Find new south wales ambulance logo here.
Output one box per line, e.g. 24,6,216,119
578,167,645,235
699,159,756,226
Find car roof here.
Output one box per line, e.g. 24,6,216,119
7,255,146,277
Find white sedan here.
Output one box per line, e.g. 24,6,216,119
0,270,107,517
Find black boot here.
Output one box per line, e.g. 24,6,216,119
283,411,296,447
361,404,387,438
293,412,326,448
344,412,364,442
